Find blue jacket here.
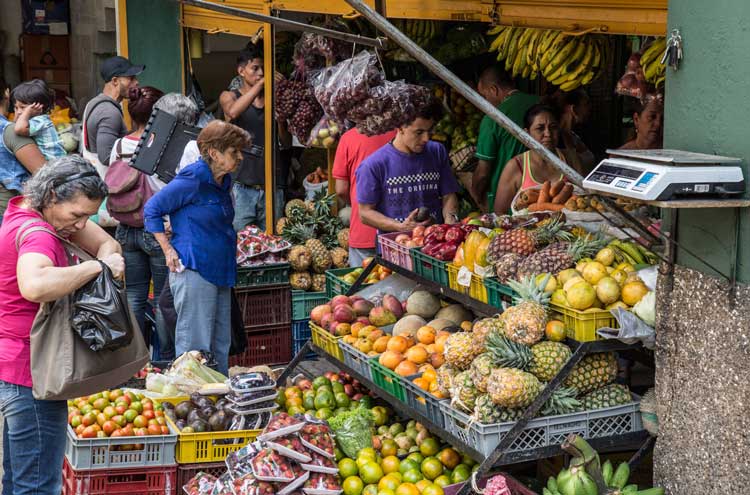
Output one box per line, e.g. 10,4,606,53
0,117,31,194
144,159,236,287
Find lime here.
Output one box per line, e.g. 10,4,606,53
433,475,451,488
360,462,384,485
406,453,424,465
419,438,439,457
339,458,359,478
399,459,419,475
420,457,443,481
343,476,364,495
402,469,424,484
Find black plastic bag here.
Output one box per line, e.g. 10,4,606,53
229,288,248,356
72,262,135,351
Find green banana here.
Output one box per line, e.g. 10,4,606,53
617,241,647,265
556,467,573,488
611,462,631,489
602,459,614,486
635,489,665,495
579,474,598,495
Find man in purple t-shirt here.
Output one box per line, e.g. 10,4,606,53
355,99,460,232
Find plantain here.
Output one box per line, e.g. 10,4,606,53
498,26,517,61
526,29,543,69
562,38,595,84
547,477,559,493
611,462,631,490
490,29,509,52
602,459,614,486
640,38,666,67
559,79,582,91
538,30,562,58
512,40,528,77
549,37,588,84
543,36,579,78
505,28,524,70
517,27,535,50
487,25,504,35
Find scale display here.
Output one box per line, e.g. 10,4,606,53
583,150,745,201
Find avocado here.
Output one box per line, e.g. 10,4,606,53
189,419,209,433
208,410,230,431
175,401,194,420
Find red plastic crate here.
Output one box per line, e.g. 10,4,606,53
62,457,176,495
236,285,291,327
177,461,227,491
228,322,292,367
378,231,414,270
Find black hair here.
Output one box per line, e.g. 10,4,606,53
523,104,559,129
631,93,664,115
414,98,444,123
543,88,589,112
0,77,9,101
237,46,263,68
11,79,55,113
478,64,515,90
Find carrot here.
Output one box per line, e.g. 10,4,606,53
525,189,540,204
528,202,565,212
553,184,574,204
550,180,564,197
538,181,552,203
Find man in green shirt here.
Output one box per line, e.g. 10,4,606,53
473,65,538,212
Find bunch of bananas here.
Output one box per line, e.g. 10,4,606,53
607,239,659,266
487,26,611,91
393,19,439,48
640,38,666,88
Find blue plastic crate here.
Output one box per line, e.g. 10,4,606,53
292,319,316,360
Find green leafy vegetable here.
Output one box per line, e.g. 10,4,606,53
328,405,374,458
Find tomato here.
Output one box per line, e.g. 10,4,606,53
102,421,117,436
82,426,98,438
96,413,107,426
103,406,117,418
110,430,123,438
147,424,161,436
160,425,169,435
75,425,86,436
142,402,153,412
129,401,143,414
70,415,83,428
96,431,107,438
115,404,127,415
81,412,97,427
155,410,164,418
133,415,147,429
124,391,137,404
155,417,166,426
111,415,127,427
109,389,123,400
123,409,137,423
142,410,155,420
135,428,147,437
121,425,134,437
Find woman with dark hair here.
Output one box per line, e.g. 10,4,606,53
619,94,664,150
144,120,250,374
0,155,122,494
544,89,595,173
109,85,166,340
10,79,65,161
0,80,45,221
493,104,569,214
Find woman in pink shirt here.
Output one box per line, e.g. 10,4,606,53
0,155,123,495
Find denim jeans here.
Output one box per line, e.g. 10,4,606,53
349,247,376,268
170,269,231,375
232,183,265,232
115,224,168,340
0,380,67,495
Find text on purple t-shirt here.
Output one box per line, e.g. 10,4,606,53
355,141,460,224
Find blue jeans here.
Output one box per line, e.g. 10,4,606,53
115,224,168,340
170,269,231,375
0,381,67,495
349,247,376,268
233,183,265,232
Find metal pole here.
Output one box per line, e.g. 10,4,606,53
180,0,386,48
343,0,658,244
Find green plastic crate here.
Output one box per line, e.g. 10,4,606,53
325,268,357,298
291,290,328,320
412,249,449,286
236,263,290,288
369,358,407,402
485,277,517,309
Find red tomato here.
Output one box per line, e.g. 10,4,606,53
102,421,117,436
147,424,161,436
81,426,98,438
135,428,147,437
143,410,155,420
160,425,169,435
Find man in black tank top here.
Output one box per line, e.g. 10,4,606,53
220,47,291,231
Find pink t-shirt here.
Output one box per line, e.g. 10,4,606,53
0,197,69,387
332,128,396,249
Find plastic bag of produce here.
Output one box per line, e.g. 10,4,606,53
306,116,343,148
327,405,373,458
596,307,655,349
356,81,431,136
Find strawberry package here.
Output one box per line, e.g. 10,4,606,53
236,226,291,265
300,452,338,474
211,472,235,495
267,434,312,463
229,473,277,495
250,448,299,482
225,442,264,479
277,470,310,495
303,473,342,495
299,422,335,459
183,472,218,495
258,413,305,441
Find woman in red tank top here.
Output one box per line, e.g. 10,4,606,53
493,104,569,214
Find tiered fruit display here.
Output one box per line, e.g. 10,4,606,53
280,193,348,292
543,434,664,495
67,389,169,439
487,26,611,91
278,373,373,420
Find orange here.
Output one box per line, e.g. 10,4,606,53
381,456,400,475
343,476,364,495
413,377,430,391
405,346,428,365
416,326,436,345
545,320,566,342
379,350,404,370
421,484,445,495
425,344,437,354
415,480,431,493
387,336,409,353
394,360,418,377
434,334,449,353
381,439,398,457
395,483,420,495
420,457,443,480
373,336,391,353
360,462,384,484
378,475,400,492
422,367,437,383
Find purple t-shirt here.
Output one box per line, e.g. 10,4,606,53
355,141,460,224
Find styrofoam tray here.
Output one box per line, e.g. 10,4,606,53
267,440,312,463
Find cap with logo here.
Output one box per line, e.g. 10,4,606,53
100,56,145,81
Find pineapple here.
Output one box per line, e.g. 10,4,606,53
472,394,505,424
450,370,479,413
471,317,503,355
541,387,582,416
290,271,312,291
331,247,349,268
485,332,571,382
436,365,458,397
275,217,288,235
338,228,350,250
487,218,565,261
501,276,550,345
306,238,332,274
285,199,306,218
289,245,312,271
469,353,493,392
582,384,632,410
282,222,315,245
564,352,618,395
493,253,522,283
311,273,326,292
487,368,542,408
516,236,605,279
443,332,478,370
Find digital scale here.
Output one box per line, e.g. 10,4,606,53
583,149,745,201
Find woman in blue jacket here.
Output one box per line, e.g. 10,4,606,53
144,120,250,374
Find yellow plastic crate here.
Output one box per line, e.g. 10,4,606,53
446,263,488,303
549,303,618,342
164,415,260,464
310,322,344,361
